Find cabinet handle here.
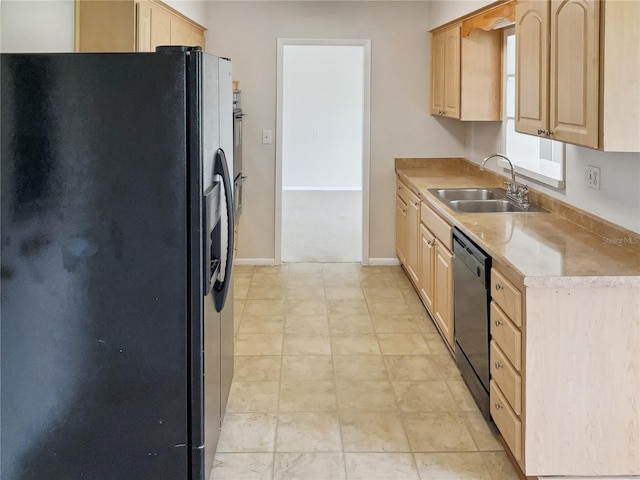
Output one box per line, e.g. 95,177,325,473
414,201,419,207
402,209,407,214
547,130,554,137
494,319,503,327
495,284,503,291
537,128,543,135
494,403,503,410
494,362,503,369
398,186,403,190
428,239,436,247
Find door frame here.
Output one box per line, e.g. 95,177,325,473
275,38,372,265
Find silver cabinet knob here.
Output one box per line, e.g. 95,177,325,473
495,403,503,410
494,319,503,327
494,362,503,369
495,284,503,291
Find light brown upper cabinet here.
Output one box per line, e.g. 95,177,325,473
430,24,461,119
75,0,206,53
516,0,640,152
430,16,504,120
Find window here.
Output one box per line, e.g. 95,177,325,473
502,28,565,189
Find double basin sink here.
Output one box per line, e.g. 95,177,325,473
428,188,546,213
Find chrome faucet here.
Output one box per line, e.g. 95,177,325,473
480,153,530,208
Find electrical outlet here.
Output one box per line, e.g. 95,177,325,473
586,165,601,190
262,129,273,145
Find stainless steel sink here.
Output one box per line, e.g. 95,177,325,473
449,199,528,213
428,187,546,213
434,188,502,200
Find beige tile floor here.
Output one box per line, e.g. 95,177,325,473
211,263,520,480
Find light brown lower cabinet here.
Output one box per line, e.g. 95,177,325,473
396,177,640,476
395,177,454,350
418,222,454,348
395,186,408,266
490,266,640,477
419,200,454,349
418,224,435,313
396,180,420,285
490,267,525,468
433,240,453,347
405,190,420,285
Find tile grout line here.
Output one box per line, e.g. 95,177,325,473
270,263,292,480
323,266,349,480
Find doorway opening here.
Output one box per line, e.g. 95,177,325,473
276,39,371,264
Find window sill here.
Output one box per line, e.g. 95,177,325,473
498,159,565,189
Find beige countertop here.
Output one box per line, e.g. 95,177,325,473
396,158,640,288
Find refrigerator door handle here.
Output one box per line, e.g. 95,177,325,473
213,148,234,312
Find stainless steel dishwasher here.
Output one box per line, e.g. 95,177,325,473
452,227,492,419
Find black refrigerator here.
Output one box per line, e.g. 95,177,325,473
0,47,235,480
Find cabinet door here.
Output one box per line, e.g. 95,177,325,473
430,29,445,115
396,196,408,266
76,0,136,52
549,0,599,148
419,224,435,313
442,24,461,118
137,2,171,52
406,190,420,285
515,0,549,136
151,5,172,50
434,241,454,348
137,2,153,52
171,16,205,49
170,16,191,46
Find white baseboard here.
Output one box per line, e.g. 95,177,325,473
367,257,401,266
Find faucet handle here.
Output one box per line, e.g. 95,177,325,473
517,185,530,206
503,181,516,193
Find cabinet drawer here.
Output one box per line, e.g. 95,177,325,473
396,179,411,205
490,380,522,463
490,302,521,371
420,202,452,250
491,269,522,327
490,341,522,415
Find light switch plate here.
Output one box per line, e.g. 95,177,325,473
262,129,273,145
586,165,601,190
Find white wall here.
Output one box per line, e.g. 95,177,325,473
283,45,363,189
164,0,208,29
208,2,466,261
1,1,75,52
427,0,495,30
